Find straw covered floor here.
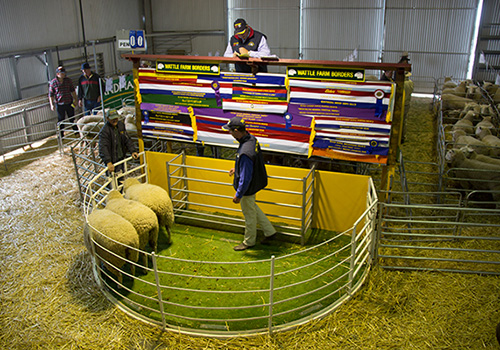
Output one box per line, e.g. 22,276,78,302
1,98,499,349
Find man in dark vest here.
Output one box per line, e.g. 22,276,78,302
224,18,270,73
223,117,276,251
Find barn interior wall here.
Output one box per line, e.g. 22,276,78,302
0,0,488,105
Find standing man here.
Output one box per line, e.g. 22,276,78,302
78,62,102,115
223,117,276,251
98,109,138,175
224,18,271,73
48,66,78,136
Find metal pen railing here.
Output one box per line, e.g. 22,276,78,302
82,155,378,337
166,152,315,245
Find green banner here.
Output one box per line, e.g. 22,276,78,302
156,61,220,75
287,67,365,82
103,75,135,108
141,94,221,109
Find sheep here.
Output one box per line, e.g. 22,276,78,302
479,104,494,117
466,85,482,101
83,208,140,286
494,87,500,104
475,116,496,135
475,126,500,157
461,146,500,167
123,177,174,244
442,80,467,97
124,114,137,137
441,93,474,110
76,115,103,139
106,190,159,267
483,82,498,97
445,148,500,206
452,129,490,155
452,110,476,135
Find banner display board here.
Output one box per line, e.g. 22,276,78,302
137,63,396,164
103,74,134,108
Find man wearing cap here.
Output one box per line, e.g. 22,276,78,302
98,109,138,175
224,18,271,73
48,66,78,136
78,62,102,115
223,117,276,251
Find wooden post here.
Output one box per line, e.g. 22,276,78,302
380,68,405,200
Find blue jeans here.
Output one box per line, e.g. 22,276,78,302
83,99,101,115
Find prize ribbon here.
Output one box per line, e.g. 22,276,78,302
211,81,222,107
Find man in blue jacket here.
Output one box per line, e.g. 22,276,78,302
223,117,276,251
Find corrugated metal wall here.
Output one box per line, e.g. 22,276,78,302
227,0,480,92
0,0,486,104
0,0,142,105
229,0,300,67
301,0,384,62
473,0,500,82
151,0,227,56
385,0,478,92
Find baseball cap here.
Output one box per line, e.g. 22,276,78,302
222,117,246,130
107,109,119,120
56,66,66,73
234,18,248,35
81,62,91,70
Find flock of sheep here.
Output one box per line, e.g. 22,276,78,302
76,105,138,144
83,177,174,285
442,78,500,206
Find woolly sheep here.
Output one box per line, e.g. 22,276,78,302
452,129,490,155
465,85,482,101
124,114,137,137
76,115,104,139
442,80,467,97
452,110,476,135
445,148,500,206
463,102,480,114
441,93,474,110
123,177,174,244
106,190,159,266
475,116,496,135
476,126,500,157
83,208,140,286
461,146,500,167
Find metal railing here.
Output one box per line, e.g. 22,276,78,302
83,156,379,337
166,152,315,245
0,100,57,168
376,195,500,275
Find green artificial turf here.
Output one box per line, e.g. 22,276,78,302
101,223,362,332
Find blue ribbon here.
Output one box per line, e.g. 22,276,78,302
211,81,222,107
284,113,293,129
375,98,383,119
142,110,149,123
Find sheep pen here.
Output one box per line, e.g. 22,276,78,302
1,97,499,349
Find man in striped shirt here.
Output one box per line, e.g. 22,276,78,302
49,66,78,136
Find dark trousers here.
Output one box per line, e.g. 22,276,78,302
56,104,77,135
83,99,101,115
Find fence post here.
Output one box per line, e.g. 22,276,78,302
268,255,275,335
301,177,307,246
151,251,167,330
348,226,357,295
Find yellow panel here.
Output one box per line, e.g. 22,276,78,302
145,151,370,233
313,171,369,232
